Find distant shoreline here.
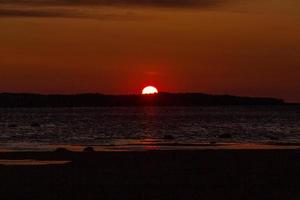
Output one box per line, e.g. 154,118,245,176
0,92,286,107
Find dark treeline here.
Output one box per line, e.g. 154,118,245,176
0,93,285,107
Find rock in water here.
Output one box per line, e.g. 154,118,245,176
163,135,175,140
55,147,70,153
31,123,41,128
8,124,17,128
218,133,232,139
83,146,95,152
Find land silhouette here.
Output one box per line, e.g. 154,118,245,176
0,92,285,107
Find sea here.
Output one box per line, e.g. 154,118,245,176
0,106,299,151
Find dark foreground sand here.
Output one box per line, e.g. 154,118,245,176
0,149,299,200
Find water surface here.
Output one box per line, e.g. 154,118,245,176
0,106,299,151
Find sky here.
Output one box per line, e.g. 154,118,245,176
0,0,299,102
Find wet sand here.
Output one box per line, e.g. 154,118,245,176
0,149,299,200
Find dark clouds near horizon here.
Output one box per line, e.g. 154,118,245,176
0,0,223,7
0,0,225,18
0,7,149,20
0,8,82,18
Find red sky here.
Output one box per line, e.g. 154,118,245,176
0,0,300,102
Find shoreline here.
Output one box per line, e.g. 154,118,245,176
0,149,299,199
0,141,299,152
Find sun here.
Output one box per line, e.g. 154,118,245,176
142,86,158,95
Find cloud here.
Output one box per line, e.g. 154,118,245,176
0,6,152,20
0,0,225,19
0,8,80,18
0,0,223,8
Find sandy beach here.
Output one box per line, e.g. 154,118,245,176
0,149,299,200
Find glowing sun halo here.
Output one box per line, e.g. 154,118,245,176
142,86,158,95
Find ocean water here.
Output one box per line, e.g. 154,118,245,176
0,106,299,151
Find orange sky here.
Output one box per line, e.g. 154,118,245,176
0,0,300,102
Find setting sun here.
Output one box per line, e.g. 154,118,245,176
142,86,158,95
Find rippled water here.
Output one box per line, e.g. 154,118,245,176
0,106,299,150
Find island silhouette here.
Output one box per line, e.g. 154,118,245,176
0,92,285,107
